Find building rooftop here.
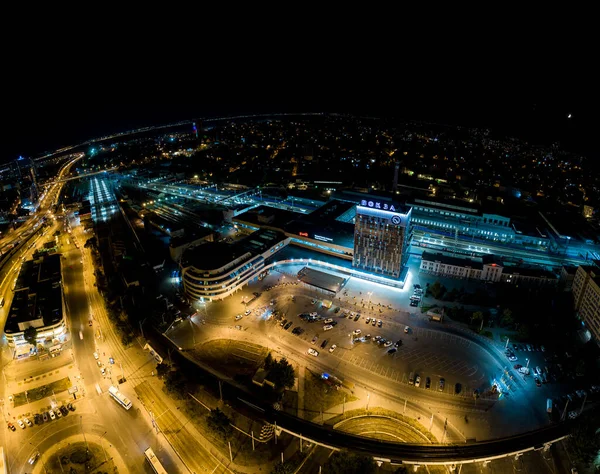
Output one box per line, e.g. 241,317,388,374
234,205,301,229
5,254,63,333
505,266,557,279
306,200,356,222
284,218,355,250
265,244,354,272
170,226,214,248
182,228,287,271
421,251,483,270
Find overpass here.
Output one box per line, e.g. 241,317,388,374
42,167,119,186
157,323,584,470
264,404,573,466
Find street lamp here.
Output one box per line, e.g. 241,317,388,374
525,358,530,369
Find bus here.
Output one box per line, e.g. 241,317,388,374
108,385,132,410
144,447,168,474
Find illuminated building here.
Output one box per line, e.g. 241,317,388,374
352,199,412,279
3,254,68,350
572,264,600,345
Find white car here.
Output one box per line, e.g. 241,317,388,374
24,417,32,427
353,329,361,336
309,312,318,317
49,410,56,420
244,310,251,315
93,352,99,360
100,367,106,376
235,314,243,321
323,325,333,331
415,375,421,387
404,326,410,333
329,344,337,353
28,452,40,465
17,419,26,429
383,341,393,348
307,348,319,357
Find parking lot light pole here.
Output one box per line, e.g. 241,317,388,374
505,338,510,350
525,358,530,369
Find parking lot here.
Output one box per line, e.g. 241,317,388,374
267,292,499,400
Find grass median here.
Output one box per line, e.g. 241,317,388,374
303,369,358,416
13,376,72,407
326,407,437,443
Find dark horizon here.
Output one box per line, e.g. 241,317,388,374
3,99,596,164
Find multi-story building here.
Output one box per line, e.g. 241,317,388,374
420,251,558,287
353,199,412,279
3,254,67,350
572,265,600,345
181,229,289,301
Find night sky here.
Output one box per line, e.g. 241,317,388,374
3,50,596,164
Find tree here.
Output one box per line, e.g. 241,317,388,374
518,323,530,340
207,408,232,439
271,461,294,474
429,281,446,299
268,358,295,390
264,352,274,371
471,311,484,324
156,363,170,378
567,412,600,466
324,450,376,474
23,326,37,347
501,308,514,327
165,370,187,399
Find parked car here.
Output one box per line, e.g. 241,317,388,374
425,377,431,389
320,339,329,349
383,340,393,348
67,402,75,411
404,326,410,333
455,383,462,394
415,375,421,387
438,378,445,392
387,348,397,355
329,344,337,353
311,336,318,344
365,317,371,324
42,412,48,422
353,329,361,336
377,320,382,327
24,417,32,427
7,422,15,431
284,321,293,330
59,406,69,416
307,348,319,357
323,325,333,331
17,419,26,429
